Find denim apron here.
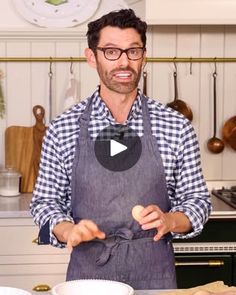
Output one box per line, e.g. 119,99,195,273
67,95,177,289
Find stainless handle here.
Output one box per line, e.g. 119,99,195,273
33,284,51,292
175,259,224,267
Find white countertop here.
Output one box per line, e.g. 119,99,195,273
0,193,32,218
1,178,236,218
0,192,235,219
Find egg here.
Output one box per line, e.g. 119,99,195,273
132,205,144,222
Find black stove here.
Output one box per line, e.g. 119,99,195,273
212,186,236,209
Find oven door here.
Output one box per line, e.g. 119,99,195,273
234,254,236,285
175,254,233,288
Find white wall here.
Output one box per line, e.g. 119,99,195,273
147,25,236,180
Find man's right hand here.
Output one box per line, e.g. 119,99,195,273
53,220,106,252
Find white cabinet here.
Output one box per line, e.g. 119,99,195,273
0,217,69,292
145,0,236,25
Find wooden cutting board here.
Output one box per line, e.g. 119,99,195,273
158,281,236,295
5,105,47,193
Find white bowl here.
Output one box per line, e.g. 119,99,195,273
0,287,31,295
52,279,134,295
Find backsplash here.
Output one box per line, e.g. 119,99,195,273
1,25,236,180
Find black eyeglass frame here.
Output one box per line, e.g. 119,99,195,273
96,47,146,61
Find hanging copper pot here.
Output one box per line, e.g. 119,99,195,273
222,115,236,151
167,69,193,121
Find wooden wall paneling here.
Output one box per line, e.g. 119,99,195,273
6,42,31,126
31,42,56,124
55,41,81,117
0,41,6,166
199,26,225,179
176,26,201,135
150,26,177,103
222,26,236,179
79,40,99,100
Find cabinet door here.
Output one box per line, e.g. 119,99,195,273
0,218,69,256
0,262,67,292
233,255,236,285
145,0,236,24
0,218,69,292
175,254,233,288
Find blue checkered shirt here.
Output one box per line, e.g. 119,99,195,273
30,88,211,248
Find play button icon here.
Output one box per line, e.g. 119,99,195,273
110,139,127,157
94,125,142,172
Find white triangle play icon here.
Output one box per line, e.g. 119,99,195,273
110,139,127,157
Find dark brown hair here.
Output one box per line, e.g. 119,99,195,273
86,9,147,52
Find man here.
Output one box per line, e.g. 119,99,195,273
31,9,211,289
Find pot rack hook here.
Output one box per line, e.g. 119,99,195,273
49,57,53,77
70,57,74,74
189,57,193,75
173,57,177,73
214,57,217,75
142,60,147,72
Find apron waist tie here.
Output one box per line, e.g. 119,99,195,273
96,228,133,266
95,228,173,266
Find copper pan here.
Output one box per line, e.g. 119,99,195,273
167,69,193,121
222,115,236,151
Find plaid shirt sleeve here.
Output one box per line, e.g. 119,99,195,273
147,98,211,239
30,102,87,248
166,119,212,239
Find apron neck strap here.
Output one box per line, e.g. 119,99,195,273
79,96,93,139
79,95,152,140
141,96,152,135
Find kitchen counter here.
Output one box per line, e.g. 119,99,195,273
0,193,32,218
29,289,167,295
210,195,236,217
0,193,235,219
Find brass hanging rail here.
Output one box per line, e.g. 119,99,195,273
0,57,236,63
147,57,236,63
0,57,87,62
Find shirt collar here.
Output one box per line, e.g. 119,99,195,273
91,86,143,124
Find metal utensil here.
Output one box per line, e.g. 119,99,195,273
48,61,53,122
207,71,225,153
143,71,147,96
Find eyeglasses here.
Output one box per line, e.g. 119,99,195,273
96,47,145,61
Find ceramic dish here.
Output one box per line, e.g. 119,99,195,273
52,279,134,295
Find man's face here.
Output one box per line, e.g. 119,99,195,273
94,26,146,95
